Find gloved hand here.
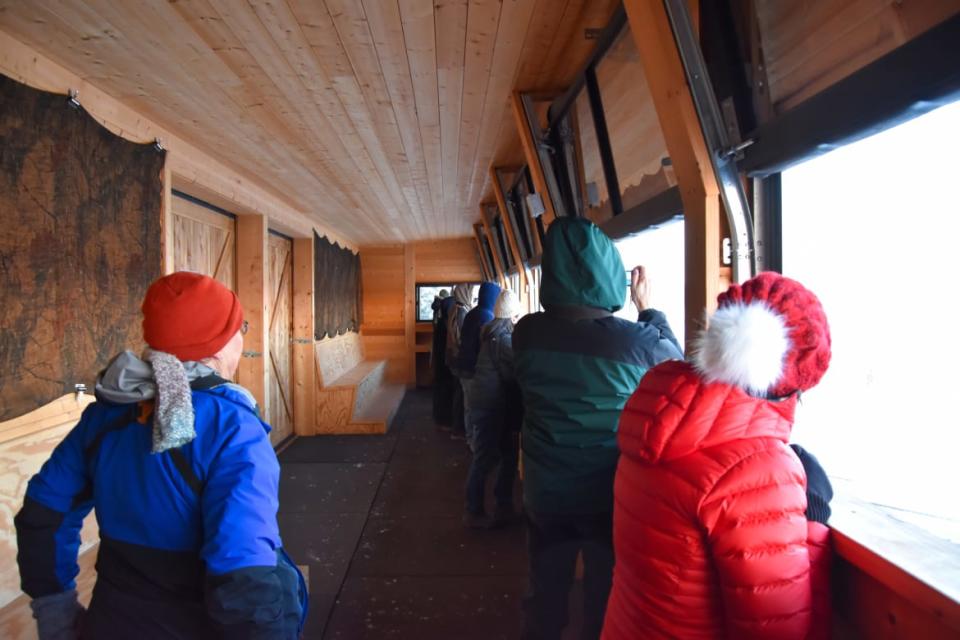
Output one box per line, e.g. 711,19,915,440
30,589,84,640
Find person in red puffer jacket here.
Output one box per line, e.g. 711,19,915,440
601,272,833,640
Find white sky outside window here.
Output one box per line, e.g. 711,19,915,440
613,218,686,348
782,100,960,538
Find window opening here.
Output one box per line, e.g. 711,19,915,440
612,218,685,347
782,99,960,543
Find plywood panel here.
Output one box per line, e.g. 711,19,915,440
0,543,97,639
314,333,364,387
0,419,99,609
171,195,236,290
266,234,293,445
756,0,960,112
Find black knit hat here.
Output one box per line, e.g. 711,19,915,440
790,444,833,525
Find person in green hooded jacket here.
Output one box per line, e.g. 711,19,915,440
513,217,683,640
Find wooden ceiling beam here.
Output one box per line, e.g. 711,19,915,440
624,0,722,350
510,91,558,231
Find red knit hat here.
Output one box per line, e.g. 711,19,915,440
142,272,244,362
694,272,831,397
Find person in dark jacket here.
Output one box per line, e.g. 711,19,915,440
445,284,474,436
15,272,306,640
464,289,523,529
454,281,501,445
431,289,454,426
513,218,683,640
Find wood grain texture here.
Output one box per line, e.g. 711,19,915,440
755,0,960,112
0,73,163,422
0,420,99,610
291,238,315,436
236,214,268,411
171,195,236,290
0,28,352,249
0,1,624,244
413,238,483,284
624,0,721,351
266,234,293,445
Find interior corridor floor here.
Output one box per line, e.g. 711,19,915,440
277,389,529,639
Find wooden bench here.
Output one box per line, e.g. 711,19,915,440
314,332,405,434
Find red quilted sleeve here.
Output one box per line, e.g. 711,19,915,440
700,444,813,639
807,522,832,640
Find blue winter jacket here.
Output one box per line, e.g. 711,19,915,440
15,377,306,639
454,282,501,377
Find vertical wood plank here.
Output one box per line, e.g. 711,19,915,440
510,91,557,230
236,214,269,411
162,160,174,275
403,243,416,387
292,237,315,436
624,0,722,351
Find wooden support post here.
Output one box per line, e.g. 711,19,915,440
510,91,557,231
292,237,315,436
236,214,269,412
479,204,506,286
161,160,174,275
403,243,416,388
489,166,529,294
624,0,722,351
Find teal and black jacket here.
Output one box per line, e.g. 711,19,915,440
513,218,683,515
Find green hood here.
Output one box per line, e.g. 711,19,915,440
540,217,626,312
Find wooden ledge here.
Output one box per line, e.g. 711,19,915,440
0,393,94,445
830,490,960,634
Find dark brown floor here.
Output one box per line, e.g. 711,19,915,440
278,390,529,639
279,390,594,639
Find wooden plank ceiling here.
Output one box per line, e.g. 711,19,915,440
0,0,618,244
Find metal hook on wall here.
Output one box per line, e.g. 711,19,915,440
67,88,80,109
153,137,165,152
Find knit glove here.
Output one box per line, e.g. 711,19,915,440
790,444,834,525
30,589,84,640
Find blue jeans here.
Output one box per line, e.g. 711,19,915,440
464,408,519,515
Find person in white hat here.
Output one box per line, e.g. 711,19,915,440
463,289,523,529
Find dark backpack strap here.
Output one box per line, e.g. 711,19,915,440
72,405,141,508
190,374,231,391
167,447,203,498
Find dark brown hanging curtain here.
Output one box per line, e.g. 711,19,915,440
313,232,362,339
0,73,164,421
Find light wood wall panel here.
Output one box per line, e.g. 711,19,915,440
292,238,315,436
171,195,236,290
236,215,268,411
359,246,408,383
0,414,97,609
266,234,293,444
413,238,483,284
756,0,960,112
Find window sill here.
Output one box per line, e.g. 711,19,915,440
829,487,960,632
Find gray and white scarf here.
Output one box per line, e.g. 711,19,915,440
95,350,213,453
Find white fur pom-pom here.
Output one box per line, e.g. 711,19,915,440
693,302,789,396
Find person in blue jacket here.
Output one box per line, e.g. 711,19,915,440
15,272,306,640
453,281,501,446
